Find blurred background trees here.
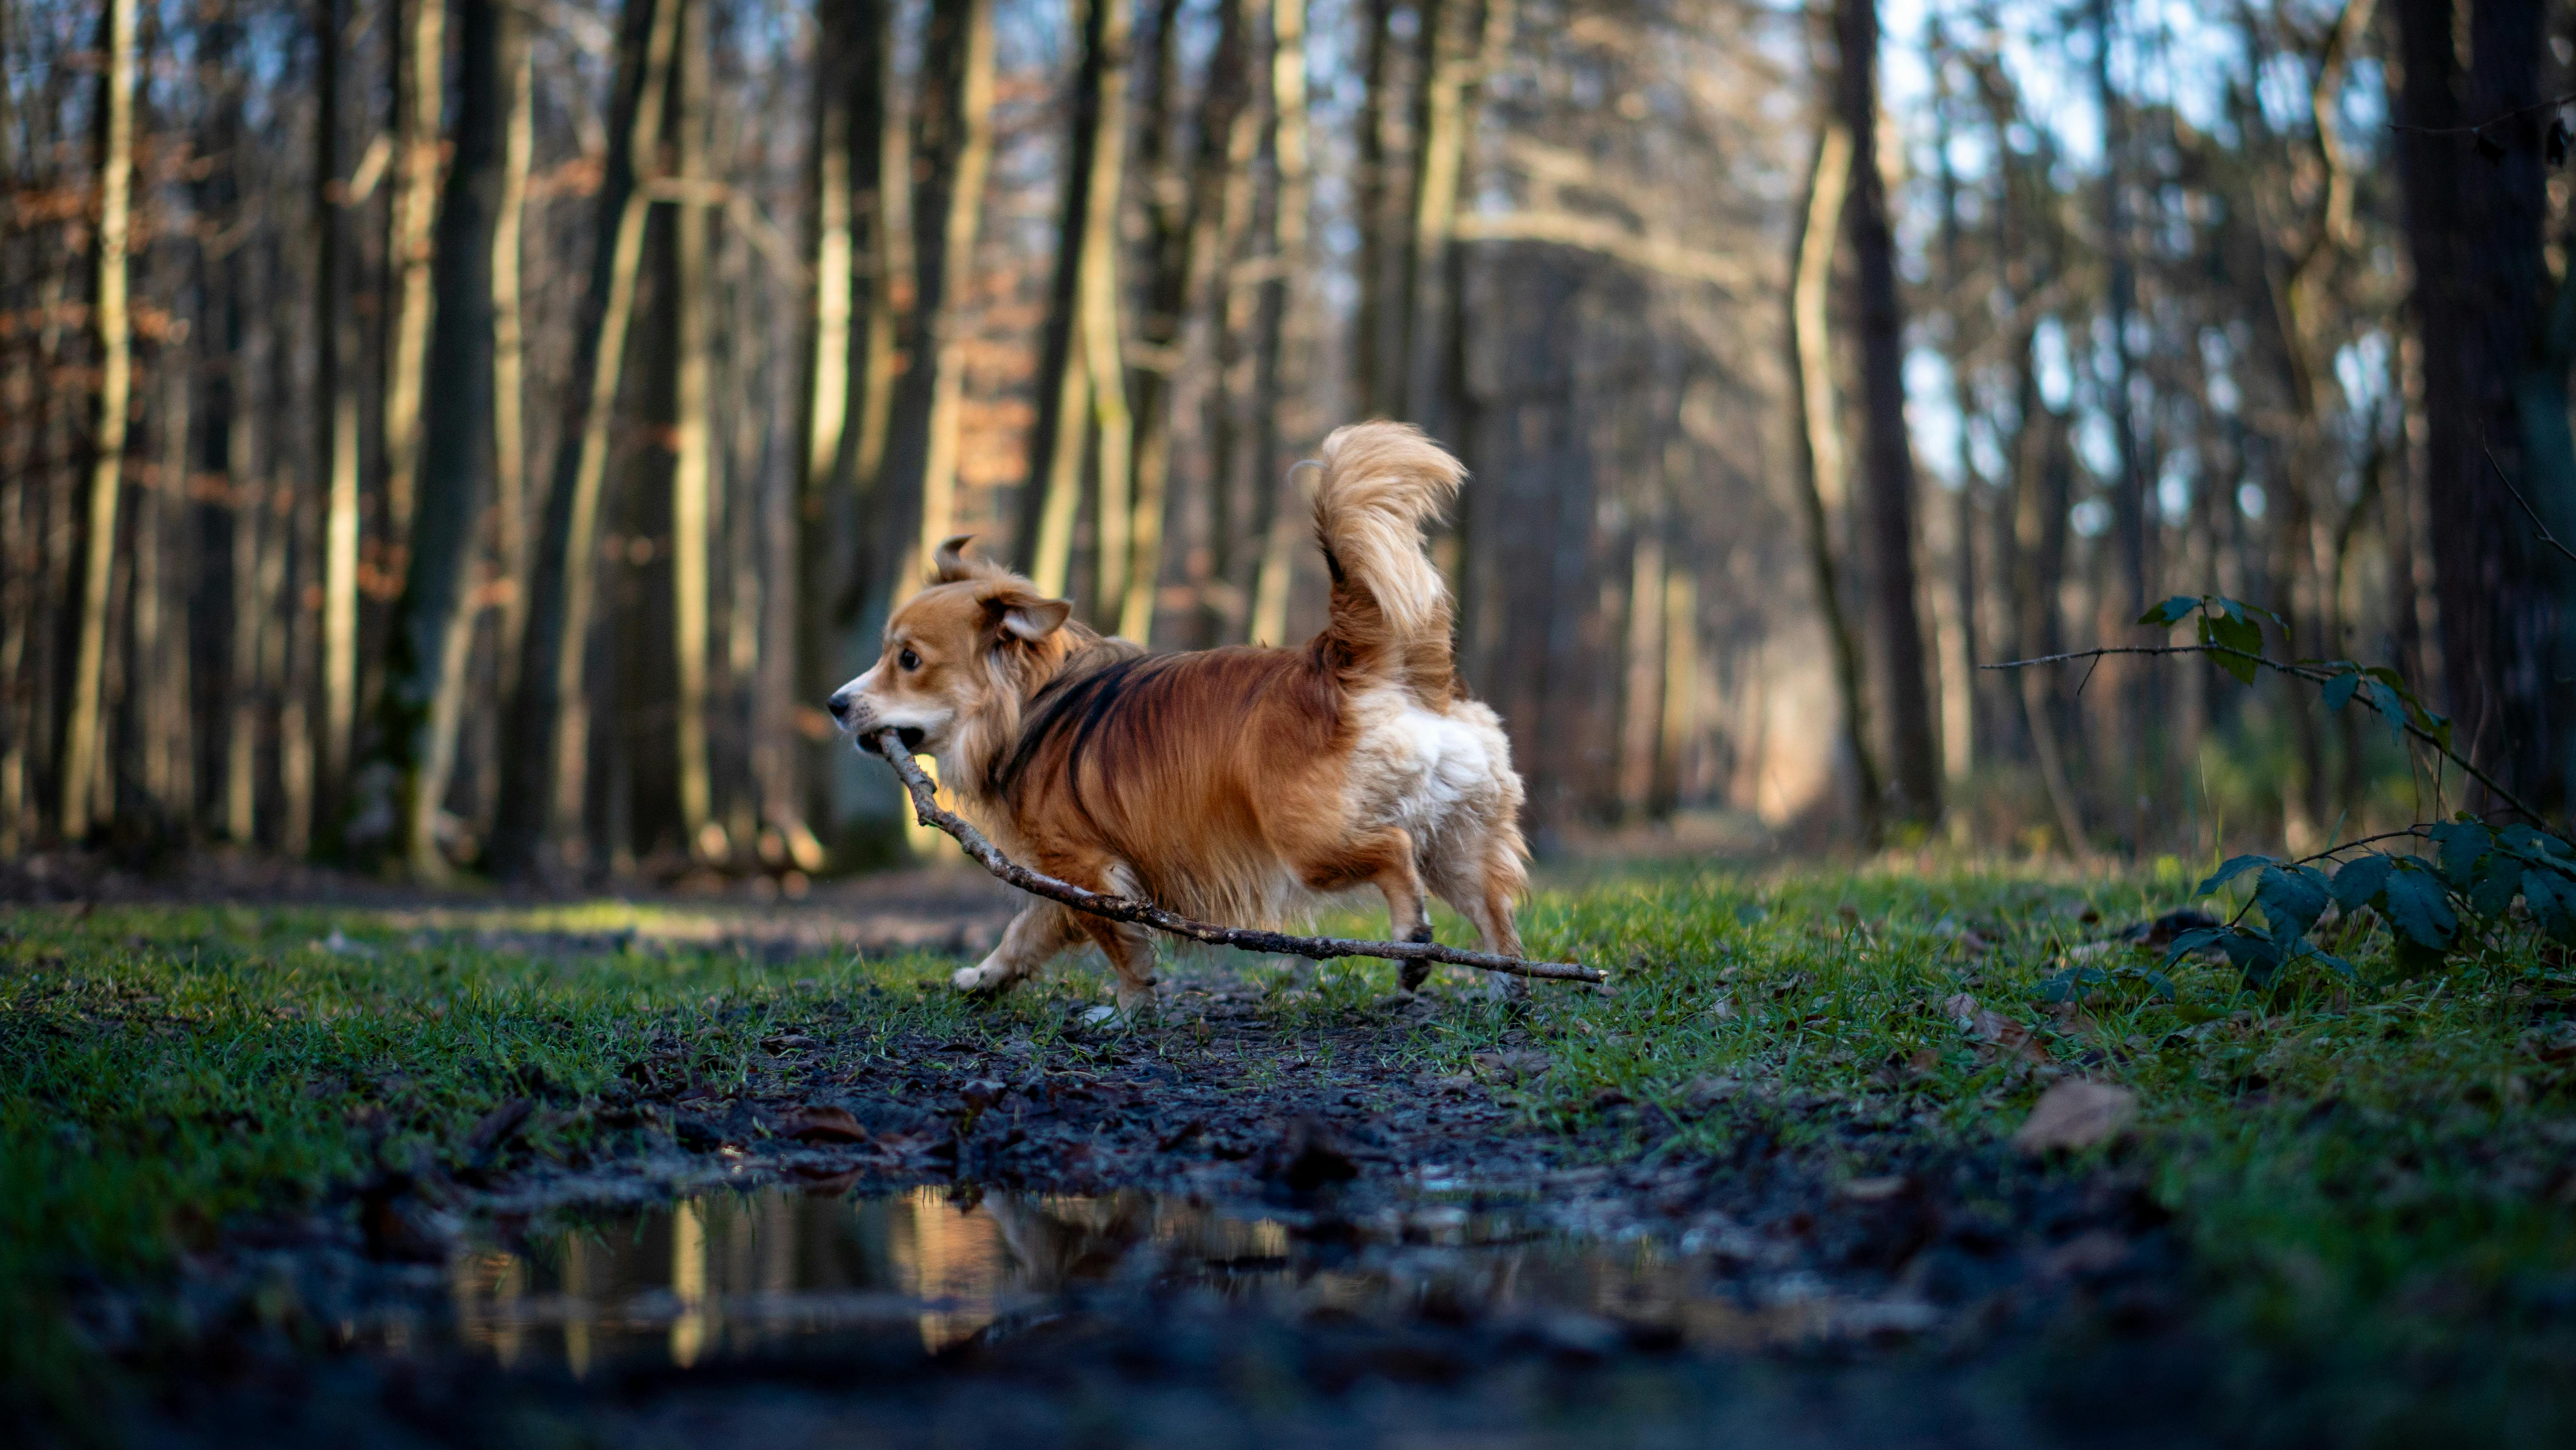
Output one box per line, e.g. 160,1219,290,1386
2,0,2569,883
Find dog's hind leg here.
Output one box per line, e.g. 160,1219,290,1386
954,900,1083,995
1425,822,1528,999
1361,830,1436,991
1075,915,1160,1013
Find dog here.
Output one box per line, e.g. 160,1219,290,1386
827,422,1527,1009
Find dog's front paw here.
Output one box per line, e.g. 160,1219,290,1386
952,961,1013,996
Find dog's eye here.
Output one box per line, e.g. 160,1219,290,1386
899,648,921,672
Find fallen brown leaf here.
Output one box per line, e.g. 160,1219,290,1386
1967,1006,2051,1066
2011,1079,2138,1154
782,1105,870,1144
1471,1049,1552,1085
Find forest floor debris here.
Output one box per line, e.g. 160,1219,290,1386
7,862,2576,1446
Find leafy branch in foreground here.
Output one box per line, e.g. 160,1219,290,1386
1984,592,2543,828
1988,592,2576,993
2169,820,2576,991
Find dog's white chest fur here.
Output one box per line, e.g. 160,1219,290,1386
1346,689,1514,844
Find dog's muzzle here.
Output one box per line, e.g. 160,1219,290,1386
827,692,921,755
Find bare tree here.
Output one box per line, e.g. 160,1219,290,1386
1835,0,1939,828
381,0,516,878
873,0,999,617
1245,0,1313,647
1784,117,1880,843
2387,0,2574,812
1021,0,1134,616
493,0,683,879
59,0,137,841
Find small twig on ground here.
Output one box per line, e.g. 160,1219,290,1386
866,729,1607,985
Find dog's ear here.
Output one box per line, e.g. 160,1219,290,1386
982,587,1071,644
931,535,980,583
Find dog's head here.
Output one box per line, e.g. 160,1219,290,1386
827,536,1074,759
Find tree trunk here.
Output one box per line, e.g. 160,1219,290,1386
1246,0,1313,647
1015,0,1128,618
383,0,448,548
1836,0,1941,830
1117,0,1202,643
671,0,719,861
1194,0,1264,645
795,0,888,860
316,0,364,850
874,0,998,619
60,0,137,842
2388,0,2571,814
1352,0,1398,419
491,27,534,692
490,0,681,879
1077,0,1137,632
1399,0,1485,429
1785,119,1881,844
382,0,509,879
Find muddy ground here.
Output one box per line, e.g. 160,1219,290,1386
62,918,2231,1450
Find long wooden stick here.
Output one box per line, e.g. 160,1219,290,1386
868,729,1605,984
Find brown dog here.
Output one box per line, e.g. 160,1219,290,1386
828,422,1527,1009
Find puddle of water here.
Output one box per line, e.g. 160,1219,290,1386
448,1187,1936,1375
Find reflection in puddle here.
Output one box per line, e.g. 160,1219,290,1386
450,1187,1933,1373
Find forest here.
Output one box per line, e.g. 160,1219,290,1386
9,0,2564,885
14,5,2576,1442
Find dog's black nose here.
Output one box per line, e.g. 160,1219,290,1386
826,690,855,725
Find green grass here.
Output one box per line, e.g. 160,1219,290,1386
8,864,2576,1436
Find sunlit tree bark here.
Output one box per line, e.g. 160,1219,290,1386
60,0,137,841
492,0,681,879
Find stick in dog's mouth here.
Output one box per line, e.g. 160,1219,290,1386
864,727,1607,986
853,725,927,757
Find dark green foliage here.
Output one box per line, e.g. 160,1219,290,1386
2167,818,2576,991
2138,595,2451,749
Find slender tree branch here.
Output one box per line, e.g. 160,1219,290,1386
2283,826,2430,868
2485,447,2576,568
866,730,1607,985
1984,645,2549,827
2388,88,2576,138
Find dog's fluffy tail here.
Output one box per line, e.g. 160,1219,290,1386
1310,422,1465,702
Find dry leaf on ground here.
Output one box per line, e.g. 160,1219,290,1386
2011,1079,2138,1154
1471,1049,1552,1085
781,1105,870,1144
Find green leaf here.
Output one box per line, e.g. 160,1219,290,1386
2357,679,2408,745
2162,926,2233,969
2256,864,2331,947
2377,859,2459,951
2201,611,2264,684
2037,967,2111,1003
2133,969,2180,1002
2221,931,2286,989
2139,596,2200,627
2320,673,2360,713
2500,826,2576,864
2197,854,2277,897
2430,822,2495,889
2524,868,2576,947
2295,944,2358,980
2329,854,2394,911
2469,855,2524,918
